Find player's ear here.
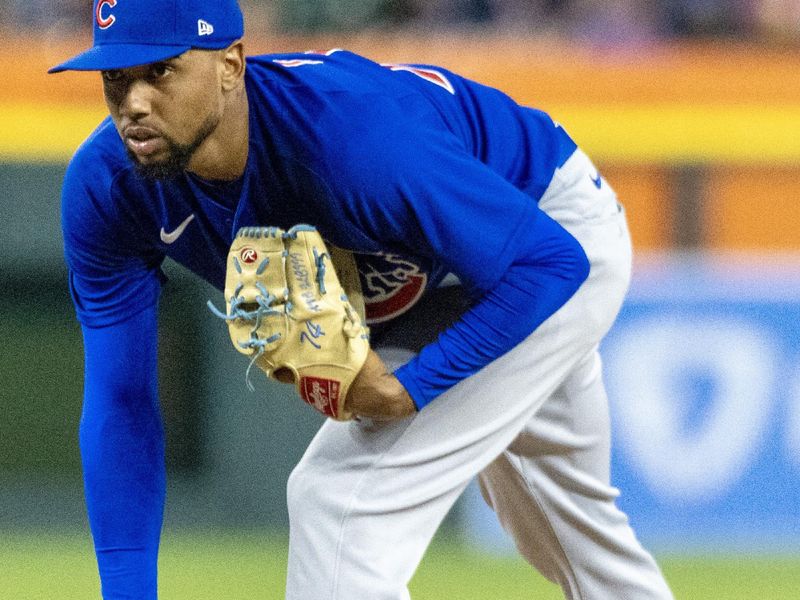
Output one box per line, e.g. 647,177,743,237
220,41,245,91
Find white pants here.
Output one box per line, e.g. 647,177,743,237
285,150,674,600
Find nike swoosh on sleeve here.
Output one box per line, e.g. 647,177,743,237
160,214,196,244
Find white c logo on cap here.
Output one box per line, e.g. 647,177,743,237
96,0,117,29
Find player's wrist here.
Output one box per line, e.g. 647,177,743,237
346,351,415,421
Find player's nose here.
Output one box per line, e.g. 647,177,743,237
118,79,154,120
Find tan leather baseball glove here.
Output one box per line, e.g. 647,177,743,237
209,225,369,420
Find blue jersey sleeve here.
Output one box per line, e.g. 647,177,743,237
62,134,167,597
80,306,165,599
394,208,589,408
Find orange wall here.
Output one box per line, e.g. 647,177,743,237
19,34,800,107
9,33,799,252
601,165,673,251
706,166,800,251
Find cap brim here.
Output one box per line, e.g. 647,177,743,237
48,43,191,74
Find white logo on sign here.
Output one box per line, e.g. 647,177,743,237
198,19,214,36
606,316,777,504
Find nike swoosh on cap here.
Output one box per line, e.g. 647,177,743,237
160,214,195,244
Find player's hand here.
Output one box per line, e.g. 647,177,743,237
344,350,416,421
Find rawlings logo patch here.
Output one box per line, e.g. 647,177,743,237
300,376,340,418
240,248,258,264
356,253,429,324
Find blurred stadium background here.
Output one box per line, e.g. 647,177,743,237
3,0,800,598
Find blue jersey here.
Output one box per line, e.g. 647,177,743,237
64,49,576,325
63,50,588,598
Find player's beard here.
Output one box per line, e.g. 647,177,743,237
127,113,220,181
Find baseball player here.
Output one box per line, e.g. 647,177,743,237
50,1,674,599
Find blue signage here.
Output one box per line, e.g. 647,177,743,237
462,256,800,552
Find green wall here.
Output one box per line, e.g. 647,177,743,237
1,162,325,528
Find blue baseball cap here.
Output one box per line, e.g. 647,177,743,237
49,0,244,74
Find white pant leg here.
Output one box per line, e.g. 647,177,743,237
285,150,664,599
478,349,674,599
480,150,670,599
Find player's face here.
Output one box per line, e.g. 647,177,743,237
101,50,225,180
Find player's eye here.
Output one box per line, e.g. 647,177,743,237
149,62,173,80
101,69,124,83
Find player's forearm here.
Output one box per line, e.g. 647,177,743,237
80,310,165,599
80,410,165,599
395,210,590,409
